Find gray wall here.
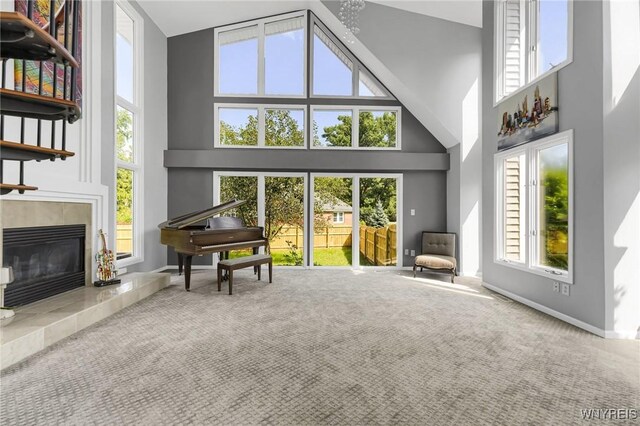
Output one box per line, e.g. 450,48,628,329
482,1,606,329
101,0,168,273
166,21,449,267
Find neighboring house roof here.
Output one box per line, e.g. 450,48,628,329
321,198,352,213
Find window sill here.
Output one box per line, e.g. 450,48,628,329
494,58,573,108
117,256,144,269
213,144,308,150
494,258,572,284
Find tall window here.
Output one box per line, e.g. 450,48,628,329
115,1,143,263
495,0,572,101
495,130,572,282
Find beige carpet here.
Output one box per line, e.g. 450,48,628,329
1,269,638,425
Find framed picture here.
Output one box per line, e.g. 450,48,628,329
497,73,558,151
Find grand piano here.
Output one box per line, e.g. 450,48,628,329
159,199,268,291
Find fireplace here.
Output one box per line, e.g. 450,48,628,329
3,225,86,306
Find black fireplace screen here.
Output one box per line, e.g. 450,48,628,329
3,225,85,306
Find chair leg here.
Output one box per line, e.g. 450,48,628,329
257,264,261,281
413,264,417,278
268,261,272,283
217,267,222,292
228,270,233,295
451,270,455,283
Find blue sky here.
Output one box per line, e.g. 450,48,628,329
116,33,133,102
539,0,569,74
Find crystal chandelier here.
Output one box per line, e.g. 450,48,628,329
338,0,365,43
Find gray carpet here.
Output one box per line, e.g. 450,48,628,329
1,269,638,425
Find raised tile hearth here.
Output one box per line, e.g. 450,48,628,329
0,272,170,370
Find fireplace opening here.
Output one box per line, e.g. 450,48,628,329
3,225,86,306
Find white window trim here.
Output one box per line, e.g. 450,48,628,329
212,172,309,268
213,11,308,99
332,212,345,224
214,103,308,149
310,173,403,270
310,105,401,150
494,130,573,283
114,0,144,267
494,0,574,106
309,18,395,100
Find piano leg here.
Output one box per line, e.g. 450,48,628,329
184,255,193,291
177,253,184,276
221,252,230,281
253,247,259,275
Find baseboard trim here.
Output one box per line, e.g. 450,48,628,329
482,282,606,338
604,329,639,339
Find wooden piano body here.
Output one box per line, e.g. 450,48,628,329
159,200,268,290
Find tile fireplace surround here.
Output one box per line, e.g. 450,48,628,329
0,200,169,369
1,200,93,287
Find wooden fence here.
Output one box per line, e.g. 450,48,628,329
270,225,352,249
246,223,397,266
359,224,396,266
116,224,132,254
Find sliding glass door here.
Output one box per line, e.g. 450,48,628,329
312,176,354,266
359,177,398,266
214,172,401,268
311,173,401,268
214,172,307,266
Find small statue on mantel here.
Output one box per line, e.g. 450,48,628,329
94,229,121,287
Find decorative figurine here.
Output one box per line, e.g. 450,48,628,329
94,229,121,287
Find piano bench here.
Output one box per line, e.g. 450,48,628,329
217,254,272,295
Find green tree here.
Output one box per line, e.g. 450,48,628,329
368,199,390,228
116,108,133,224
320,111,397,148
265,110,304,147
542,168,569,269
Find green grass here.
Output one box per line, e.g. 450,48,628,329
313,247,352,266
229,248,303,266
227,247,384,267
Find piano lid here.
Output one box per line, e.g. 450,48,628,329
158,199,247,230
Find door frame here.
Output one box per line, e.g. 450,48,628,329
213,171,309,268
310,173,403,269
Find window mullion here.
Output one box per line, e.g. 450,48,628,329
353,107,359,148
258,106,265,147
258,22,265,96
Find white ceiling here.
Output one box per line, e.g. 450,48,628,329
138,1,312,38
137,0,481,38
367,0,482,28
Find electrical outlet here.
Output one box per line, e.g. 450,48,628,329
410,249,416,256
561,283,570,296
410,209,416,216
553,282,560,292
404,249,409,255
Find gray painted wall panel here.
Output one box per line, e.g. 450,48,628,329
482,0,605,329
164,150,449,171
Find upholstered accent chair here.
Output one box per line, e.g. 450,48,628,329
413,232,457,283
